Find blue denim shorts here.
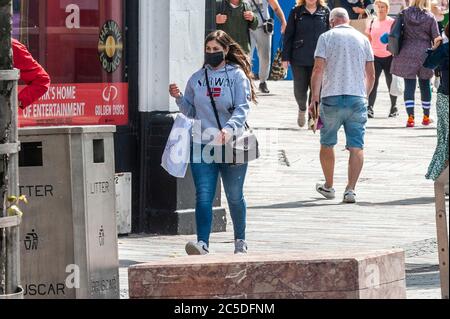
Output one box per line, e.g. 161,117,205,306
320,95,368,149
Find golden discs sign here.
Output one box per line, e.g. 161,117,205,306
98,20,123,73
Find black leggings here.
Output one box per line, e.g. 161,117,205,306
369,56,397,109
292,65,313,112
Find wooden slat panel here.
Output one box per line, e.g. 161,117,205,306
0,216,21,229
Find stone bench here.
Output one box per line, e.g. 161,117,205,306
128,249,406,299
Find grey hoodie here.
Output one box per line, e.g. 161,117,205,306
176,64,252,144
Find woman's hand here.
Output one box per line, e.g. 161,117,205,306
352,7,366,14
432,36,443,50
169,84,182,99
243,11,255,22
215,129,232,145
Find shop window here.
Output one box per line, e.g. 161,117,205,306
14,0,129,127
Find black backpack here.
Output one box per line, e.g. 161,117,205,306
387,12,404,56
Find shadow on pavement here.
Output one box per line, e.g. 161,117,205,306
248,199,348,209
406,272,441,290
248,197,441,210
406,263,440,273
367,126,437,130
405,264,441,290
356,197,439,206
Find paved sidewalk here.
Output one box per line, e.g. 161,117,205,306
119,79,447,299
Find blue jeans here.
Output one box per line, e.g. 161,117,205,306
191,144,248,246
320,95,368,149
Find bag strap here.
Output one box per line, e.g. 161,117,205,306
251,0,267,23
205,68,224,131
205,68,250,131
369,18,375,35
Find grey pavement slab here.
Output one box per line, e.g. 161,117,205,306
119,79,447,299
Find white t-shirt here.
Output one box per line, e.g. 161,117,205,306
314,24,374,98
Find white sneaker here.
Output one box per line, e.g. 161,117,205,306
234,239,248,254
185,241,209,256
316,183,336,199
343,190,357,204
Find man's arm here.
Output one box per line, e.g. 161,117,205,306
365,61,376,98
216,0,228,25
12,40,50,109
282,9,296,62
309,57,326,116
268,0,287,33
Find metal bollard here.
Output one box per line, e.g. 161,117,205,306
435,166,449,299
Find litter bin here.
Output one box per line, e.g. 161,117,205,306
18,126,119,299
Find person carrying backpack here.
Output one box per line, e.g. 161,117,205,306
216,0,259,55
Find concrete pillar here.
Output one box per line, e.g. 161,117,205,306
137,0,226,235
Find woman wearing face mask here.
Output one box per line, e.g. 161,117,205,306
169,30,257,256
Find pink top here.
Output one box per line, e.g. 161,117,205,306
366,17,395,58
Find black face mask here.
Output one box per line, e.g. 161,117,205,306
205,51,225,68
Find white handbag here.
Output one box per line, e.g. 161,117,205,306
161,113,193,178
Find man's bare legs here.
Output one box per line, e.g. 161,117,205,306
347,148,364,191
320,146,335,188
319,146,364,203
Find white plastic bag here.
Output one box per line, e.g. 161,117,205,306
161,113,193,178
434,76,441,91
390,75,404,97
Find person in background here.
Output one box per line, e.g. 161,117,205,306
249,0,287,94
329,0,375,19
216,0,259,55
366,0,398,118
389,0,408,15
328,1,376,34
282,0,330,128
12,39,50,109
432,0,446,33
391,0,442,128
310,8,375,204
425,24,448,187
169,30,257,255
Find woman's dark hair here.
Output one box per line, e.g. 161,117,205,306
446,23,449,39
205,30,257,103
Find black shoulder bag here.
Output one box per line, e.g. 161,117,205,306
251,0,274,34
204,68,260,165
387,11,404,57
